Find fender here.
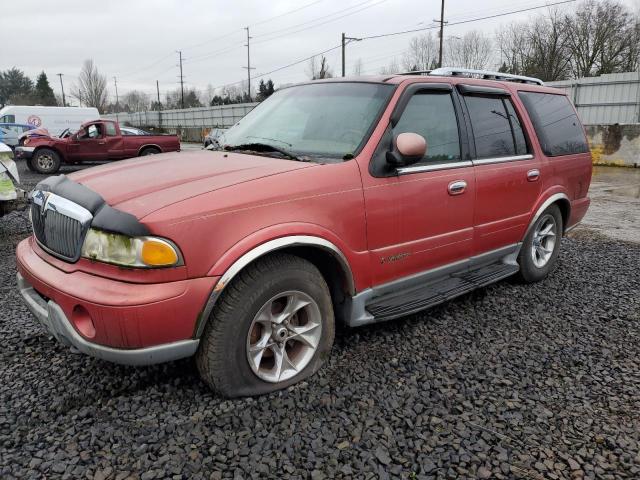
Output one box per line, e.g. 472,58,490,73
194,232,360,338
524,190,570,239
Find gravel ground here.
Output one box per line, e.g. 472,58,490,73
1,162,639,479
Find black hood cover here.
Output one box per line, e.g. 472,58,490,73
35,175,150,237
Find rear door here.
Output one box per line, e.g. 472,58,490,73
362,82,476,286
458,84,542,255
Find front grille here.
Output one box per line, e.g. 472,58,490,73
30,191,93,262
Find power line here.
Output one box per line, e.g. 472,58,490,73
252,0,389,46
358,0,577,40
181,0,325,52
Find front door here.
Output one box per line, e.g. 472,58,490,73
68,123,108,161
361,83,476,287
458,87,542,254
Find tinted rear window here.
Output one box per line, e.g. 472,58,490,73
518,92,589,156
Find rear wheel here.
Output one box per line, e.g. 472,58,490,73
516,204,563,283
139,147,160,156
196,253,335,397
32,148,61,174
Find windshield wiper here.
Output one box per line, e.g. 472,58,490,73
224,142,308,162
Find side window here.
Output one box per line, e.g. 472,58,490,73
105,123,117,136
86,124,103,139
0,115,16,123
394,92,461,164
518,92,589,156
504,100,528,155
465,96,522,159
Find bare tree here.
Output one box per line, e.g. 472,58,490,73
565,0,640,77
352,58,364,76
122,90,150,112
379,58,401,75
402,33,438,71
307,56,333,80
497,9,571,81
445,31,493,69
74,60,108,112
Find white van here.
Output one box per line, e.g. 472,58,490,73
0,106,99,136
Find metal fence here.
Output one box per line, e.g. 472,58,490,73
547,71,640,125
103,102,258,129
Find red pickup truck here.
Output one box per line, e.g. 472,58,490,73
16,69,592,397
15,119,180,174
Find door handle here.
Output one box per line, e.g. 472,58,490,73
98,141,106,145
448,180,467,195
527,169,540,181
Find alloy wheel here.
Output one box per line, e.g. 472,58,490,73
246,291,322,383
531,213,557,268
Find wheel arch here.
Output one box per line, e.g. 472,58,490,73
525,192,571,239
138,144,162,155
33,145,64,159
193,236,356,338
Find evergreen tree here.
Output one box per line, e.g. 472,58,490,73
34,72,57,106
0,68,34,107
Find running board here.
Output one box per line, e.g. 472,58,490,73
365,262,519,322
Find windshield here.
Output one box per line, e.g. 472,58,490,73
222,82,394,161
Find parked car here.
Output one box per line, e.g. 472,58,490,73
203,128,226,149
0,143,25,216
16,68,592,397
14,119,180,174
0,106,99,137
0,123,35,149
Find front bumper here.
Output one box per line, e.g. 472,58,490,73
14,146,34,160
18,273,199,365
16,237,218,366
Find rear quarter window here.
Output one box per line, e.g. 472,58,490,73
518,92,589,156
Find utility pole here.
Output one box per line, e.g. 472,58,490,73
341,33,362,77
242,27,255,101
176,51,185,108
156,80,161,109
435,0,446,68
113,76,119,121
57,73,66,107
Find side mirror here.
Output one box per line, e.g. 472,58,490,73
386,132,427,167
76,129,86,140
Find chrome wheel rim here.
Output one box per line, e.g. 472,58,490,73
37,154,54,170
246,291,322,383
531,214,557,268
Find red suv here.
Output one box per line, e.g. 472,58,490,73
16,68,592,397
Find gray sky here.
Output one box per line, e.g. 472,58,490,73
2,0,638,103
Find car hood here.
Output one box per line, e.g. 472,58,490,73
68,150,315,218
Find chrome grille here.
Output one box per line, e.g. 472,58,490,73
30,190,93,262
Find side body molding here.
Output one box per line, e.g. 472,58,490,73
194,235,355,338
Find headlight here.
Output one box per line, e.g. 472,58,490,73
81,229,182,268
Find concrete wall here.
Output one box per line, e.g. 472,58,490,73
586,124,640,167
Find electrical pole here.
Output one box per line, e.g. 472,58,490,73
436,0,446,68
113,76,119,121
57,73,66,107
156,80,161,110
242,27,255,101
177,51,185,109
342,33,346,77
341,33,362,77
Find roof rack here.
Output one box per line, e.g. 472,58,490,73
428,67,544,86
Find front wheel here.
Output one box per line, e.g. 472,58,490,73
32,148,61,174
139,147,160,156
196,253,335,397
516,204,563,283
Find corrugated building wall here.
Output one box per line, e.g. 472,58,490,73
547,72,640,125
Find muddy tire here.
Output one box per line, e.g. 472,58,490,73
516,204,563,283
196,253,335,398
32,148,61,174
